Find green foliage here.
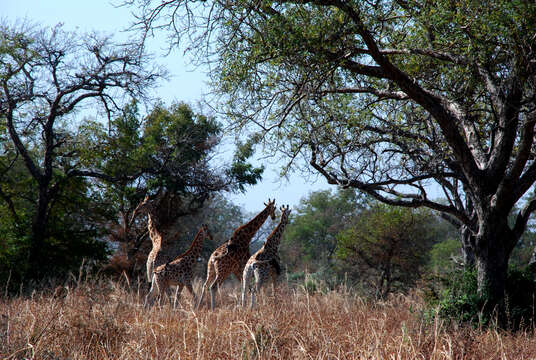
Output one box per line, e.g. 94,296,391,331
427,238,461,275
86,101,263,278
1,91,261,283
0,114,112,284
280,188,367,275
86,100,263,203
511,228,536,269
227,137,264,192
141,102,222,192
0,170,111,286
280,189,454,297
434,269,482,324
0,22,162,282
336,203,443,297
433,267,536,330
96,101,262,277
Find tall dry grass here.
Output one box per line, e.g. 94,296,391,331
2,275,536,360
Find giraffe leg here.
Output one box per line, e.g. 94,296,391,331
173,283,184,309
251,266,264,309
185,282,197,306
209,276,220,311
241,264,253,307
197,261,215,309
196,281,208,309
209,260,231,310
157,280,169,307
146,258,153,283
271,270,277,297
224,268,242,306
145,273,166,307
250,288,256,309
144,275,157,307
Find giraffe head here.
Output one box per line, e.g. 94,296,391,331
134,195,151,214
200,224,213,242
265,198,277,220
279,205,291,224
133,194,160,218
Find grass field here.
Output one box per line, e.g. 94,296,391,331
2,275,536,359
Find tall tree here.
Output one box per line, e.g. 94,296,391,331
0,20,263,281
129,0,536,304
0,21,161,278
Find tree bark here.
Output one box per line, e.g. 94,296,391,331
27,186,51,278
460,225,475,269
474,221,515,305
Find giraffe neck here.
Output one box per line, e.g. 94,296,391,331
262,215,289,255
147,214,162,250
181,227,207,260
231,204,273,246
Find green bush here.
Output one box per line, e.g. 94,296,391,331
432,267,536,330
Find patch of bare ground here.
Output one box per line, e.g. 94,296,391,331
2,277,536,359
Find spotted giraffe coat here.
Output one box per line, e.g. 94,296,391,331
197,199,277,309
147,224,212,305
242,205,291,307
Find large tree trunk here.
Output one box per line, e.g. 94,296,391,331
474,220,515,305
27,187,50,278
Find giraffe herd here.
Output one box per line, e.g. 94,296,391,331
141,197,290,309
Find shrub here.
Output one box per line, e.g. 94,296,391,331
432,267,536,330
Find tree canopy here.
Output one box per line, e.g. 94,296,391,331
0,21,161,279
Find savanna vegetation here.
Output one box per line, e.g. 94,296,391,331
2,0,536,358
3,277,536,360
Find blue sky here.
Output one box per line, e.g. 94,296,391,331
3,0,331,212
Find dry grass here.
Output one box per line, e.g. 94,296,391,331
2,276,536,360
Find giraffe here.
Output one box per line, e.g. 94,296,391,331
197,199,277,309
241,205,291,308
146,224,212,307
136,193,182,283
